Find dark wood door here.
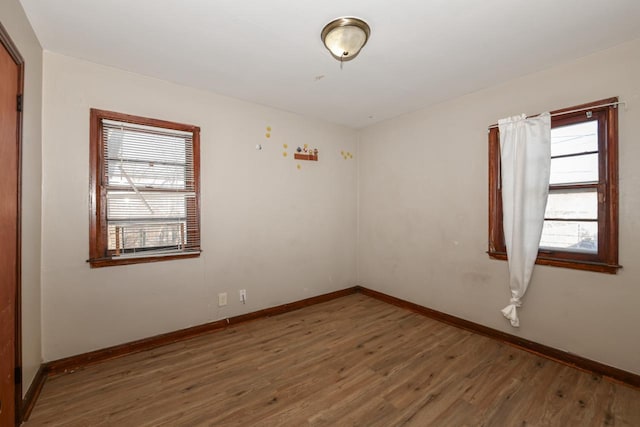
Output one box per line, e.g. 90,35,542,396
0,30,21,427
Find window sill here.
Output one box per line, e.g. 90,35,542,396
88,251,201,268
487,251,621,274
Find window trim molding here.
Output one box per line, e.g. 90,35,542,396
488,97,620,274
89,108,201,268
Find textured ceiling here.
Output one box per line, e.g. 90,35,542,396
20,0,640,128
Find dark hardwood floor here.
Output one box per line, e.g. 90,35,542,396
24,294,640,426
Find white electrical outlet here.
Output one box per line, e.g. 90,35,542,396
218,292,227,307
239,289,247,304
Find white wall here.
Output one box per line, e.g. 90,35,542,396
41,52,358,361
0,0,43,395
358,38,640,374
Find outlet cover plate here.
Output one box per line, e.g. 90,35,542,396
218,292,227,306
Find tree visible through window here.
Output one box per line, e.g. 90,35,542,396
488,98,620,273
89,109,201,267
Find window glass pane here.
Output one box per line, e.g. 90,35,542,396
106,191,190,221
550,120,598,157
106,159,187,190
545,189,597,220
550,153,598,184
105,126,192,191
108,222,187,251
540,221,597,253
106,128,187,164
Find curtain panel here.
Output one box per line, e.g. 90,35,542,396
498,113,551,327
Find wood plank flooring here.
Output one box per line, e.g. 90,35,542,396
24,294,640,426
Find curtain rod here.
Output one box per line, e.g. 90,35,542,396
487,100,626,130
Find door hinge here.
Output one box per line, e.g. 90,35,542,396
17,94,23,112
14,366,22,385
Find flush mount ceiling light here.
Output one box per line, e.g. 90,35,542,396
321,17,371,63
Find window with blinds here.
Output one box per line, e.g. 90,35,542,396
90,109,201,267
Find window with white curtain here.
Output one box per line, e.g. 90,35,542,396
89,109,201,267
488,98,620,273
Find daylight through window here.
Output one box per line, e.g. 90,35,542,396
89,110,201,267
541,120,599,253
488,98,620,273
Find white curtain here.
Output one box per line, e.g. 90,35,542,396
498,113,551,327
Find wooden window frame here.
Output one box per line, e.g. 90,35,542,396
89,109,201,268
488,98,620,274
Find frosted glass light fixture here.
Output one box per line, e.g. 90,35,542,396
321,17,370,62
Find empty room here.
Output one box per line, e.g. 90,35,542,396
1,0,640,426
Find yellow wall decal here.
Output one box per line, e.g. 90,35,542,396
341,150,354,160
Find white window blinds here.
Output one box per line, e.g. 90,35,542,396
101,119,200,257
